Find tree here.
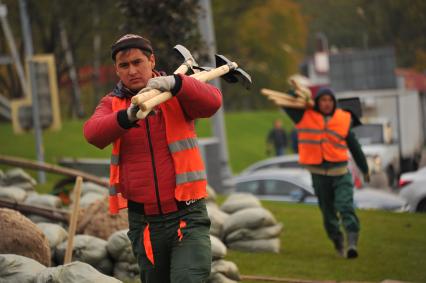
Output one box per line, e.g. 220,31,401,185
117,0,206,74
213,0,307,110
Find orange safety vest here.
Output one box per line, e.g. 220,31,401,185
109,96,207,214
296,108,351,165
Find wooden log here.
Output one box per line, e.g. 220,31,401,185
0,155,109,187
0,198,69,223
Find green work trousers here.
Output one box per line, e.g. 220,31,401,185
127,200,212,283
311,172,360,242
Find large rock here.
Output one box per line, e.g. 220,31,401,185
0,208,51,266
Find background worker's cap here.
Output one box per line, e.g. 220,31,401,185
111,34,153,60
315,87,335,100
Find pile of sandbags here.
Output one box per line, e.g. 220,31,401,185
209,235,240,283
77,197,128,240
0,208,51,266
77,182,108,208
0,167,38,202
220,193,283,253
0,254,122,283
55,234,113,275
0,168,37,192
106,230,139,281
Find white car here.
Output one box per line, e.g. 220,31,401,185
398,167,426,212
232,169,409,212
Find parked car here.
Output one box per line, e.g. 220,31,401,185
240,154,364,188
231,169,409,212
398,167,426,212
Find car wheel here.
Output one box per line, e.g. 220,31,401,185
386,166,396,188
416,199,426,213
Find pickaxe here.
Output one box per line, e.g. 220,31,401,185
131,44,199,106
135,54,252,119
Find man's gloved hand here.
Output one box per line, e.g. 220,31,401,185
145,75,176,92
363,172,371,183
127,103,139,122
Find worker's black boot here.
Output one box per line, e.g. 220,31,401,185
346,232,359,259
332,234,344,257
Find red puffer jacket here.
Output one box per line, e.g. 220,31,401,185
83,74,222,215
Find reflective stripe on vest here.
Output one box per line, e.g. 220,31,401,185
296,109,351,165
160,97,207,201
109,97,128,214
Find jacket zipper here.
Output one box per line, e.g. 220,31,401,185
145,118,163,215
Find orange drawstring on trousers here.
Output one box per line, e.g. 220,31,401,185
177,219,187,241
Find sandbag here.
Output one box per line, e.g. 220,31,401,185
211,259,240,281
222,207,277,236
77,197,128,240
206,202,229,237
3,168,37,188
227,238,280,253
24,192,62,208
80,192,105,208
208,272,239,283
36,222,68,249
0,186,27,202
0,208,51,266
0,254,46,283
55,234,112,275
113,262,140,281
107,230,136,263
9,182,35,192
81,182,108,196
225,223,283,243
35,261,122,283
220,193,261,214
210,235,227,260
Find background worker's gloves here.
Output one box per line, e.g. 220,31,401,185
144,75,176,93
127,103,139,122
363,172,371,183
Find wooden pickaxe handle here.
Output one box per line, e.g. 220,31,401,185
131,60,194,106
136,62,238,118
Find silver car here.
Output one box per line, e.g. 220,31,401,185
239,154,364,189
398,167,426,212
232,169,409,212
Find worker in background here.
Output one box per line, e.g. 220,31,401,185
266,119,288,156
281,86,369,259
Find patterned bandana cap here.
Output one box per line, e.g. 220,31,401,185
111,34,153,60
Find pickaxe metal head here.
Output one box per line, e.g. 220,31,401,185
173,44,199,74
215,54,252,90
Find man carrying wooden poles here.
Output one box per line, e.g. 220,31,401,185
263,79,370,259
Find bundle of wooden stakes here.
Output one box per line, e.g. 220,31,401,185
261,79,314,109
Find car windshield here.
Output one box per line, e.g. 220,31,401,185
353,124,384,145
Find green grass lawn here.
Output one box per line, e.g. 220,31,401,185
229,201,426,283
1,111,426,282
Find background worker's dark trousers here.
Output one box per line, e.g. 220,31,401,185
311,172,360,244
127,200,212,283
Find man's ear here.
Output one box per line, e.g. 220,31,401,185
149,54,156,70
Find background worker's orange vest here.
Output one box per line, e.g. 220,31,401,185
296,109,351,165
109,96,207,214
